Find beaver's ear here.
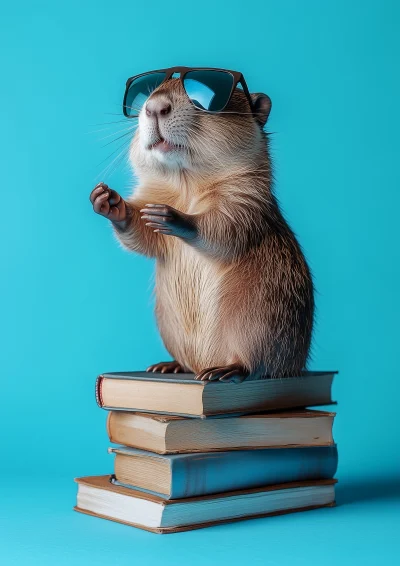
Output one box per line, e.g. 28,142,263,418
251,93,272,127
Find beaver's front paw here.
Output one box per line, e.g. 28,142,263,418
90,182,128,224
140,204,197,240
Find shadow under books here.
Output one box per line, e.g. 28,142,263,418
336,476,400,506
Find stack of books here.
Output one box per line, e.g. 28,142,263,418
74,370,338,533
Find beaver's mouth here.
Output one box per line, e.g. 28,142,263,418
148,137,183,153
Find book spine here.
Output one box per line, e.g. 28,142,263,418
106,411,112,441
95,375,104,408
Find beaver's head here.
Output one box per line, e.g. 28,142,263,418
129,76,271,176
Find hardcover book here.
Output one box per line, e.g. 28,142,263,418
96,370,336,417
74,475,337,534
107,409,335,454
108,444,338,499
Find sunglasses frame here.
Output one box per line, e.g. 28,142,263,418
123,66,256,118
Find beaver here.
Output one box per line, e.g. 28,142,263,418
90,71,314,383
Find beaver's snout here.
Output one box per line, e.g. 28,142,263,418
145,94,172,119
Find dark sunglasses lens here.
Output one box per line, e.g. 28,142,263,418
183,71,234,112
124,72,166,116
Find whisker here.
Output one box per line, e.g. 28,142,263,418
106,146,131,179
89,119,129,126
207,110,257,116
122,103,143,112
95,138,132,182
113,101,143,115
100,139,132,180
101,129,136,148
112,101,142,111
98,124,137,142
96,138,132,168
86,125,129,135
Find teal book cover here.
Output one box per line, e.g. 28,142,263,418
110,445,338,499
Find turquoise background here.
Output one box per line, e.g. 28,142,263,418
1,0,399,564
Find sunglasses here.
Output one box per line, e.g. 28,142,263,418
123,66,255,118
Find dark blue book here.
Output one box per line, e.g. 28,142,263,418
109,444,338,499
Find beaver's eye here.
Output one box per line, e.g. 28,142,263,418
183,79,215,110
183,70,234,112
125,72,166,117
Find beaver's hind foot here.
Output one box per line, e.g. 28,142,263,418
195,364,249,383
146,361,184,374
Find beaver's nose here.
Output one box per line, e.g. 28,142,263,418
145,98,172,118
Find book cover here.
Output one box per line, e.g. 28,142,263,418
109,444,338,499
106,409,336,453
74,475,337,534
96,370,337,417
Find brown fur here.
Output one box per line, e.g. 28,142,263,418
114,79,314,378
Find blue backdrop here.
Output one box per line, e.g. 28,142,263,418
1,1,399,564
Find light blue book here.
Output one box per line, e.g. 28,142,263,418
109,445,338,499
